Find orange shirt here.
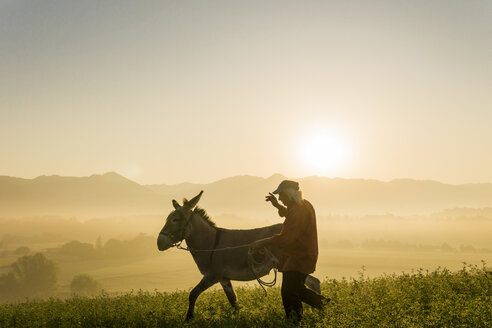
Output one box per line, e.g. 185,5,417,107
268,199,319,274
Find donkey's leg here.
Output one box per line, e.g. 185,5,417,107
185,276,217,321
220,279,239,310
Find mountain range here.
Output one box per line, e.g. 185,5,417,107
1,172,491,217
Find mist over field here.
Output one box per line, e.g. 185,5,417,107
0,173,490,303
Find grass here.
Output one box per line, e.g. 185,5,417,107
0,263,490,328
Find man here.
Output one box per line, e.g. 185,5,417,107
250,180,328,323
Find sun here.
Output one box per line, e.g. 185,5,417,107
299,130,348,175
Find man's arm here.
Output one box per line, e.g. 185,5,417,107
250,210,306,251
249,237,271,251
269,207,307,248
250,193,289,252
265,193,288,217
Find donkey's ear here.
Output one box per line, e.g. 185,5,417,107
172,199,181,210
183,190,204,209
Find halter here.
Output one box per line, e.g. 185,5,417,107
163,210,195,247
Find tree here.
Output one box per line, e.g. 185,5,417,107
58,240,96,259
14,246,30,256
11,253,58,297
0,272,18,299
70,274,103,297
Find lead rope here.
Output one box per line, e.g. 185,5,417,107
247,247,278,296
172,242,278,295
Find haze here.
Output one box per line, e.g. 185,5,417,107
1,0,491,185
0,173,491,301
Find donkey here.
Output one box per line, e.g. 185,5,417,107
157,190,321,321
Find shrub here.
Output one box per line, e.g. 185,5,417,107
70,274,103,297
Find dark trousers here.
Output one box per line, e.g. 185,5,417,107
281,271,324,322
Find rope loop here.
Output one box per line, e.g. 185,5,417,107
248,247,278,296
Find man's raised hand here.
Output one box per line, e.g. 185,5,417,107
265,192,280,208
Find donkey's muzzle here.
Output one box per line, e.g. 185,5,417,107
157,233,173,251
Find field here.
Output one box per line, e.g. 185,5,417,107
0,263,490,328
60,248,492,294
1,243,490,296
1,213,490,296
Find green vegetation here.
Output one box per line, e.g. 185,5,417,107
0,263,489,328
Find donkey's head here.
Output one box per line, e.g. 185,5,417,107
157,190,203,251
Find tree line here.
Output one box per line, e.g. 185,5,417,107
52,233,156,260
0,234,155,302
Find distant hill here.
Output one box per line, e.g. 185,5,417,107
1,172,492,217
0,172,167,216
149,175,492,216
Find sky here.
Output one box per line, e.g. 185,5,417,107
1,0,491,185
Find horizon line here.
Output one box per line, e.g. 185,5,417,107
1,171,492,187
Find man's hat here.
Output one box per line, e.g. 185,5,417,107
272,180,299,194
